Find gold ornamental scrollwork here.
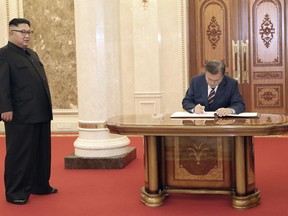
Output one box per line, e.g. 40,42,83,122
259,14,275,48
186,143,209,165
207,16,221,49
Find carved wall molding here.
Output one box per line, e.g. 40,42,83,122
259,13,275,48
134,92,162,115
253,71,283,79
206,16,221,49
254,84,283,107
180,0,188,98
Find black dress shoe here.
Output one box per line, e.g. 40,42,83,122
31,187,58,195
49,188,58,194
8,199,28,205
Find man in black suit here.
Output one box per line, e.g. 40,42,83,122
0,18,57,205
182,60,245,117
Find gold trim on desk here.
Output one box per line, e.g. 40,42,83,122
235,136,246,195
233,189,261,209
147,136,159,193
140,187,166,207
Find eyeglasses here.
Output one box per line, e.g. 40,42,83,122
11,30,34,36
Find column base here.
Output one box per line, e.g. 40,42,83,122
64,146,136,169
232,189,261,209
140,187,166,207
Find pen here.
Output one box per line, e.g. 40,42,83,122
214,112,220,118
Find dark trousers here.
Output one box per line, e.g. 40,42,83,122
4,122,52,201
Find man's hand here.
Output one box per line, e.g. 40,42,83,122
215,108,233,117
194,104,205,114
1,111,13,122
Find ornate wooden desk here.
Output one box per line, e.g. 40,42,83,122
106,113,288,209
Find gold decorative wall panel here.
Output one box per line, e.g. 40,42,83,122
249,0,286,113
200,0,229,67
254,84,283,107
252,0,282,66
23,0,77,109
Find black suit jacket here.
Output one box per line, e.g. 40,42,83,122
0,42,52,123
182,73,245,114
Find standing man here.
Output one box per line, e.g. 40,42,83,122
0,18,57,205
182,60,245,117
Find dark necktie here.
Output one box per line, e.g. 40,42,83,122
24,49,31,56
208,88,215,105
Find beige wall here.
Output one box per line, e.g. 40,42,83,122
120,0,188,115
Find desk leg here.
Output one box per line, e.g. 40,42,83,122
235,136,246,196
141,136,165,207
233,136,261,209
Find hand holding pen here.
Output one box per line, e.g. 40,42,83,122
194,104,205,114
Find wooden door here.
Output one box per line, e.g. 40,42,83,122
188,0,288,114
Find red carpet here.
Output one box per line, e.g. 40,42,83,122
0,134,288,216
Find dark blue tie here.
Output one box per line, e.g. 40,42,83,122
208,88,215,105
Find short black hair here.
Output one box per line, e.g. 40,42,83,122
205,60,226,75
9,18,30,27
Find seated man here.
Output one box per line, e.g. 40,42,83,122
182,60,245,117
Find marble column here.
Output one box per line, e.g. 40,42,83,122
0,0,23,47
65,0,136,169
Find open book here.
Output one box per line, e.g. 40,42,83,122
170,111,259,118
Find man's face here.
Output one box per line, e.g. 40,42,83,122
205,72,223,88
9,23,32,49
